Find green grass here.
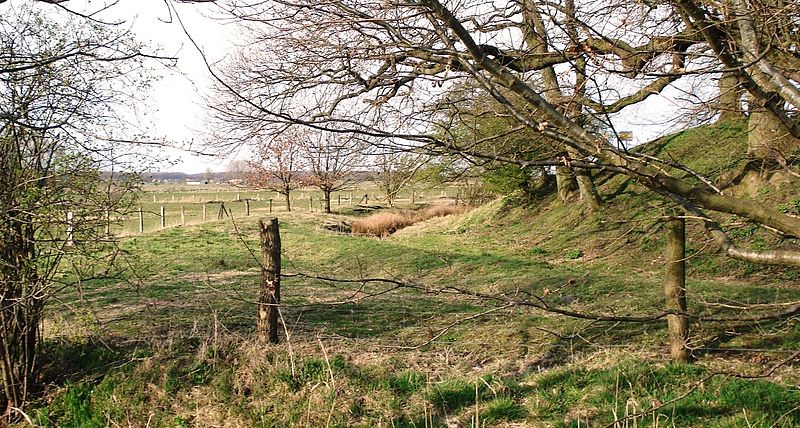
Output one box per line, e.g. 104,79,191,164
527,360,800,427
30,127,800,427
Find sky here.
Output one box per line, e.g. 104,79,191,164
68,0,241,173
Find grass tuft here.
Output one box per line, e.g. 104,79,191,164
482,397,527,423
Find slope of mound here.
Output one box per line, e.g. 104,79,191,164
400,120,800,281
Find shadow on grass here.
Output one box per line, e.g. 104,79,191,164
286,295,481,339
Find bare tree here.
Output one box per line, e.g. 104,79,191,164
245,130,307,211
0,6,158,417
227,159,252,182
303,132,363,213
373,151,426,207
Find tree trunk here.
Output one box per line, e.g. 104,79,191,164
0,215,41,416
717,70,743,122
573,167,602,212
665,217,690,362
284,190,292,212
324,190,332,213
258,217,281,344
747,109,796,160
555,164,576,202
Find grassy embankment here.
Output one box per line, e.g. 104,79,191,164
32,121,800,427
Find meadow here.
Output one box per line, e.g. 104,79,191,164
34,183,800,427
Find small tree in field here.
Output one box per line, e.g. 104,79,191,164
374,152,427,207
303,132,363,213
245,131,306,211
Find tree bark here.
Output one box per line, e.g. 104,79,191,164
747,109,795,160
258,217,281,344
323,189,332,213
555,164,576,202
569,148,602,212
283,189,291,212
718,71,743,122
665,217,689,362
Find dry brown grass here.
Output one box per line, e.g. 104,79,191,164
351,203,469,237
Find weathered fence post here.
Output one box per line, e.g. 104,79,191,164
337,194,341,207
181,206,186,226
138,206,144,233
411,190,416,205
269,199,273,214
160,206,166,229
258,217,281,344
66,211,74,247
245,199,251,216
202,204,207,222
665,217,689,362
309,196,313,211
237,192,241,201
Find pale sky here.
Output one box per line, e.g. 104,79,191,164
121,0,239,173
66,0,241,173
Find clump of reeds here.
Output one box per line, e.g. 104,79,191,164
351,203,469,237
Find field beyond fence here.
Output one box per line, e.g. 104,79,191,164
113,184,462,235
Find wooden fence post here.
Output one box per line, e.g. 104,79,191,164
138,207,144,233
66,211,74,247
246,199,250,216
349,192,353,205
258,217,281,344
309,196,313,211
160,206,166,228
202,204,207,222
665,217,689,362
338,194,341,207
269,199,273,214
411,190,416,205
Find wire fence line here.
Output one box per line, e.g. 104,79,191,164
107,188,458,235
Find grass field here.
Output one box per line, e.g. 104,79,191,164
33,189,800,427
